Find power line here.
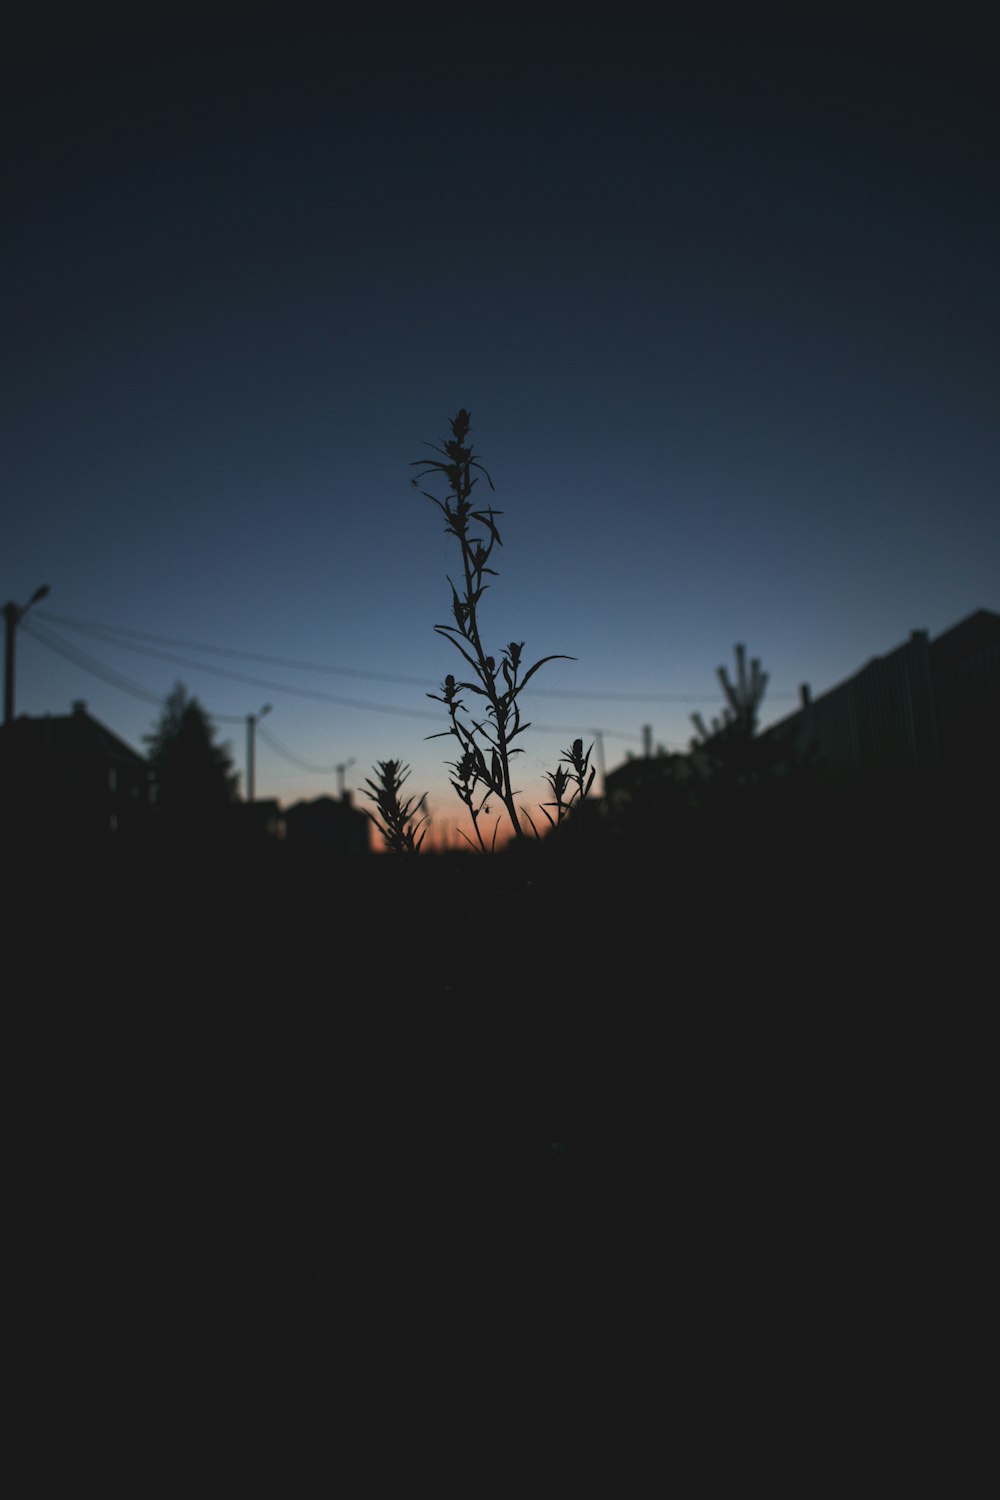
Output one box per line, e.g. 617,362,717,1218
22,621,167,707
31,605,774,750
24,617,642,751
256,724,344,774
35,609,432,689
518,721,637,740
25,621,250,729
35,608,794,704
33,618,445,722
25,619,686,820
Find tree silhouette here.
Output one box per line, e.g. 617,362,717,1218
145,683,238,834
688,644,820,816
691,644,768,747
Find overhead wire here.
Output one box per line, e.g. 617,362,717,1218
19,606,801,797
34,607,793,704
256,723,345,774
22,620,168,708
25,619,641,757
34,609,433,689
21,618,674,805
32,615,445,722
25,612,642,740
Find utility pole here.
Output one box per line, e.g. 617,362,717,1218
3,585,50,724
588,730,607,796
336,758,356,801
246,703,271,801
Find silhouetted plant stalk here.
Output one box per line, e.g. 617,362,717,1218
363,759,427,854
414,409,573,849
541,739,596,831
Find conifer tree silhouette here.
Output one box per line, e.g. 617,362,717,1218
145,682,238,836
691,644,768,746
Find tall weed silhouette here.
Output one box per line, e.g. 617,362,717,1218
413,409,584,849
365,410,593,852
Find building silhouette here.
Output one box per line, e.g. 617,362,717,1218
758,608,999,805
283,793,371,856
0,699,152,855
602,608,999,824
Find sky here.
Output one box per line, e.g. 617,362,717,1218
4,8,998,845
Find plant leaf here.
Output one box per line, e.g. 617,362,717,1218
520,654,575,690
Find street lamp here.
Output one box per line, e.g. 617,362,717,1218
3,584,50,724
246,703,271,802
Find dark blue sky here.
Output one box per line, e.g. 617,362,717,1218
5,11,998,838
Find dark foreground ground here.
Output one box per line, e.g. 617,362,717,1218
8,798,992,1430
